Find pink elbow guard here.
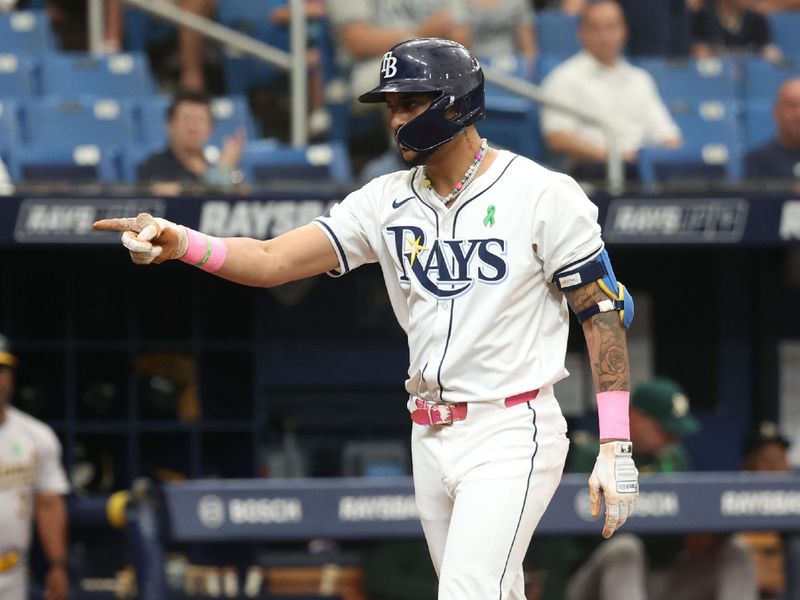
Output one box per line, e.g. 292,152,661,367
597,391,630,440
179,227,228,273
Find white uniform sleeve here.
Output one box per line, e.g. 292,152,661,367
531,175,603,282
34,425,69,495
640,72,682,145
312,186,379,277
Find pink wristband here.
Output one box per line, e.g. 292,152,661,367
180,227,228,273
597,391,630,440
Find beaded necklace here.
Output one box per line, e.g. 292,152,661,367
423,138,489,204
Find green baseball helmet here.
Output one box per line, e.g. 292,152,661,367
632,377,700,437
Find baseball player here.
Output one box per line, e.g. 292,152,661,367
94,38,639,600
0,334,70,600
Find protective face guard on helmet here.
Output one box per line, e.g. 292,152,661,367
394,89,485,153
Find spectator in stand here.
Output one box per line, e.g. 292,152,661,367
328,0,472,106
137,90,245,196
736,421,793,600
551,0,693,56
691,0,783,62
467,0,538,75
539,0,682,181
745,77,800,185
552,377,758,600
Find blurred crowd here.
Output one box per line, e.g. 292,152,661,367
0,0,799,193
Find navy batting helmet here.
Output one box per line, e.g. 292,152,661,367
359,38,485,154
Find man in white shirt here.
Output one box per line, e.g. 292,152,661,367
0,334,70,600
540,0,682,180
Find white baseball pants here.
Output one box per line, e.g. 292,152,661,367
411,386,570,600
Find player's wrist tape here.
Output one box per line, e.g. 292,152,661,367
597,390,630,440
179,227,227,273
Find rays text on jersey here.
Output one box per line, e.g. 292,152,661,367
386,226,508,298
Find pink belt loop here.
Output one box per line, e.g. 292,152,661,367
504,389,539,408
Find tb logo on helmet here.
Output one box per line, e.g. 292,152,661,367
380,52,398,78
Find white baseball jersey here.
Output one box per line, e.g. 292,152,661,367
0,407,69,596
313,149,603,405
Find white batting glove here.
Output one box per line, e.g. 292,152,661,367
588,441,639,538
93,213,188,265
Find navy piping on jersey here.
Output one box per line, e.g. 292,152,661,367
436,155,519,400
436,300,456,400
410,167,440,237
553,244,604,280
498,403,539,600
313,219,350,274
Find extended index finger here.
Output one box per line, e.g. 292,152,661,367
93,216,141,232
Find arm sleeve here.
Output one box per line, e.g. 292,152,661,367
312,185,379,277
34,426,70,495
531,175,603,282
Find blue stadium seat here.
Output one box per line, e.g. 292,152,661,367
219,0,289,94
639,100,743,186
240,140,351,184
535,12,580,58
0,53,38,98
534,54,564,84
767,12,800,59
482,96,544,161
480,53,537,100
137,95,259,146
136,95,170,145
25,98,137,147
7,144,122,183
218,0,277,24
637,57,738,107
222,21,289,94
743,99,775,150
0,10,56,54
0,100,23,154
740,57,800,103
40,53,155,98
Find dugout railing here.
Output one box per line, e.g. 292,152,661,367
68,472,800,599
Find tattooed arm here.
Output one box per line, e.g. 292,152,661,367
565,282,631,441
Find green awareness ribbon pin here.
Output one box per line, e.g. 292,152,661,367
483,205,496,227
